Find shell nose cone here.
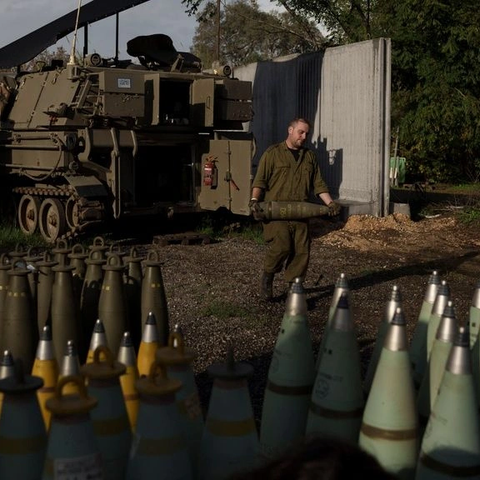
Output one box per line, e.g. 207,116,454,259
447,326,471,375
61,340,81,376
121,331,133,348
436,300,457,343
0,350,14,368
336,272,349,289
36,326,55,360
142,312,159,342
454,325,470,348
437,280,450,298
65,339,77,357
89,319,108,352
146,311,157,325
424,270,441,303
331,292,353,332
118,331,136,366
40,325,52,342
285,278,307,316
93,319,105,333
383,285,402,326
0,350,15,378
384,307,408,351
390,284,402,302
431,280,450,316
428,270,440,284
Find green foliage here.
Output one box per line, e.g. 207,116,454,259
196,213,264,244
378,0,480,183
235,222,264,244
190,0,326,67
457,206,480,225
196,214,217,238
446,184,480,194
0,222,47,250
278,0,377,44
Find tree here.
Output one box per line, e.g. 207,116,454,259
376,0,480,182
190,0,326,68
277,0,376,43
22,46,70,71
184,0,377,45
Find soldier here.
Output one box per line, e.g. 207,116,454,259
249,117,340,301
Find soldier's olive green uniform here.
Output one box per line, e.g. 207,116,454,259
252,142,329,282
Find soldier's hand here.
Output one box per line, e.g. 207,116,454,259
327,201,341,216
248,198,263,220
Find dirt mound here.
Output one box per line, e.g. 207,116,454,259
342,213,456,232
319,213,478,255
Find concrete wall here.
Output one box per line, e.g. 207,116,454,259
234,38,391,216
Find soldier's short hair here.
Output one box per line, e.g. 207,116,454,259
289,117,311,129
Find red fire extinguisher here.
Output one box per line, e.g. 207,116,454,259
203,156,218,188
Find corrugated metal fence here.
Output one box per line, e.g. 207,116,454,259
235,38,391,217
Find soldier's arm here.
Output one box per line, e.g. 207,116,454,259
318,191,334,206
251,186,264,201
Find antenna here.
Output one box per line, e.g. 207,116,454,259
68,0,83,65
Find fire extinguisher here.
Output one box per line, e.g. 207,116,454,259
203,156,218,188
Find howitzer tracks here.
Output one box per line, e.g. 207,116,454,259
13,185,104,242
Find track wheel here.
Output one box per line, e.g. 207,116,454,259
39,198,67,243
18,194,41,235
66,196,80,230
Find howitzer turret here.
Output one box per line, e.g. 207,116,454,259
255,201,330,222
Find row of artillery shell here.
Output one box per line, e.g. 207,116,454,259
260,274,480,480
0,244,170,376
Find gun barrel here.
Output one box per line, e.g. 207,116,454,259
257,201,329,221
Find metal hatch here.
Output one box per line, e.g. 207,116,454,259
190,78,215,128
198,138,253,215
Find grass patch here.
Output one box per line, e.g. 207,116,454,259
239,223,264,244
437,183,480,195
457,206,480,225
226,221,264,244
196,212,264,244
0,222,48,251
195,214,218,238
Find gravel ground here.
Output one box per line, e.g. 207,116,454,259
3,210,479,422
146,212,480,420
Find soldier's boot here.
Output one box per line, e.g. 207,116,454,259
261,272,274,301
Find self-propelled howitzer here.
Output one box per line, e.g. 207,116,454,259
0,5,254,242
